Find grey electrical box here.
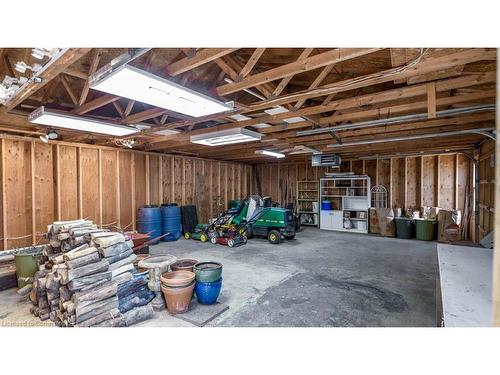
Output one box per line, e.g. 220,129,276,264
311,154,341,167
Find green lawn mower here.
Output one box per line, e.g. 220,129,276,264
184,223,209,242
231,195,296,244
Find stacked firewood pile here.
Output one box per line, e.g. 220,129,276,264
28,219,154,327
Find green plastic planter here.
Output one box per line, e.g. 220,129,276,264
395,218,415,239
415,219,437,241
194,262,222,283
14,252,41,288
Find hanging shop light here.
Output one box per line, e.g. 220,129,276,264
29,106,140,137
255,150,286,158
264,105,305,124
229,114,271,129
190,128,261,146
90,64,234,118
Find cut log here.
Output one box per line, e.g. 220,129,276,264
107,249,133,264
111,263,135,278
99,241,133,258
59,259,109,284
113,271,134,286
67,271,112,292
123,304,154,326
76,307,121,327
76,295,119,323
65,251,100,269
94,233,125,248
63,246,96,262
95,316,125,327
63,301,75,315
72,281,118,308
117,275,147,298
59,285,72,302
108,254,137,272
90,231,118,239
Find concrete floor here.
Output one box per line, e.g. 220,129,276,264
0,228,438,327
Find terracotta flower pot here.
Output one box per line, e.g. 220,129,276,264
160,270,195,288
161,281,195,314
170,258,199,272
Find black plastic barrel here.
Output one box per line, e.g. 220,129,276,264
395,217,415,239
137,205,162,244
161,204,181,241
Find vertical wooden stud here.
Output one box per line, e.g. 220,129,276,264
98,148,103,227
116,150,121,229
77,147,83,219
131,153,136,231
55,144,61,221
437,155,441,207
158,155,163,205
2,139,7,249
145,154,150,205
31,142,36,244
420,156,424,208
427,82,437,119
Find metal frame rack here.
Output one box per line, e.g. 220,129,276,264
296,180,319,227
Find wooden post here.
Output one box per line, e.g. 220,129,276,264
171,156,174,203
427,82,437,119
116,150,121,229
145,154,150,205
77,147,83,219
1,139,7,249
31,142,36,244
158,155,163,205
420,156,424,208
98,148,102,227
492,64,500,326
389,158,394,208
55,144,61,221
131,153,136,231
437,155,441,207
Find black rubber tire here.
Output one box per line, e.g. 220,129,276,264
268,230,281,244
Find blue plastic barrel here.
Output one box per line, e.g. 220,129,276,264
137,205,162,244
321,200,332,210
161,204,181,241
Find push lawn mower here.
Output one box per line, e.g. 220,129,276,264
184,223,210,242
209,225,247,247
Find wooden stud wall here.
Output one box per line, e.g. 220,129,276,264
0,134,251,250
478,140,495,240
254,153,472,235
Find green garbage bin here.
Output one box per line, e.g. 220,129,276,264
14,251,41,288
395,217,415,239
415,219,436,241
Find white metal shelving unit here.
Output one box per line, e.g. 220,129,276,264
319,175,371,234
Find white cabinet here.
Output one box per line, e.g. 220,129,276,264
320,210,342,230
319,176,371,234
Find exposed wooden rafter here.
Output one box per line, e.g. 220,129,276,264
167,48,238,76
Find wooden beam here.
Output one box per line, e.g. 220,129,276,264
123,107,168,124
238,48,266,79
271,48,314,97
247,48,496,111
427,82,437,119
167,48,238,76
216,48,382,96
2,48,91,111
64,68,88,80
124,100,135,117
78,49,101,106
60,75,78,106
112,101,124,118
294,64,334,109
71,94,119,115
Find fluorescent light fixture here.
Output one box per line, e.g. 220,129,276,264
190,128,261,146
255,150,285,158
153,129,180,136
264,106,305,124
90,64,233,118
229,114,271,129
28,106,140,137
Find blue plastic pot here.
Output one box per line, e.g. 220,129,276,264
195,278,222,305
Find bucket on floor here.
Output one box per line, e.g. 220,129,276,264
321,200,332,211
415,219,436,241
195,278,222,305
395,218,415,239
14,251,41,288
137,205,162,244
161,204,181,242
